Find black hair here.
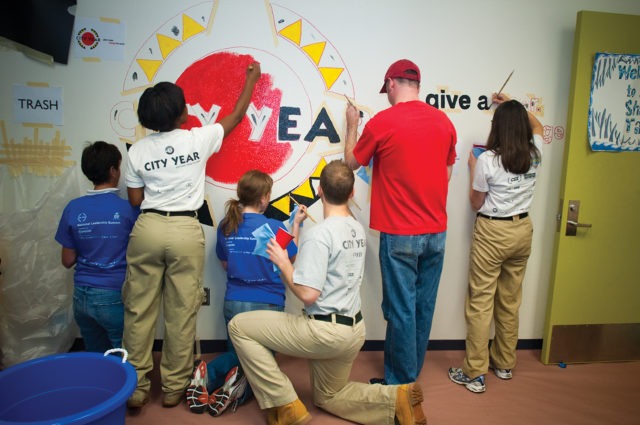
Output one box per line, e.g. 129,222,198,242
486,100,541,174
137,82,186,132
80,141,122,185
320,160,354,205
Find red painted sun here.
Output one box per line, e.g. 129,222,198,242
177,51,292,184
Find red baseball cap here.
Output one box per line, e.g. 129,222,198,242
380,59,421,93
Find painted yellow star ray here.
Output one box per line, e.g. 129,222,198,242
291,180,315,199
272,196,291,215
279,19,302,45
319,67,344,90
136,58,163,82
157,34,182,59
182,13,206,40
302,41,326,65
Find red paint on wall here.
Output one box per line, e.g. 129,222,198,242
177,52,291,184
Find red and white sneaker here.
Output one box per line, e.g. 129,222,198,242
186,359,209,413
208,366,248,416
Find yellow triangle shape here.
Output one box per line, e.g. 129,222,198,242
302,41,326,65
183,13,205,41
319,67,344,90
272,195,291,215
157,34,182,59
136,59,163,82
291,180,315,200
279,20,302,45
311,158,327,178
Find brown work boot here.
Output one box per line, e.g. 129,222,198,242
267,399,312,425
395,383,427,425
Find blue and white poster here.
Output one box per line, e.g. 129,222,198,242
588,52,640,151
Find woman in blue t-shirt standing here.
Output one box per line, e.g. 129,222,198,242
186,169,304,417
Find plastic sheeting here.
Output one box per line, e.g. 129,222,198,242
0,166,89,368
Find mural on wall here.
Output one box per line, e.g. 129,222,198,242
0,1,564,209
105,0,564,228
111,1,374,225
588,52,640,151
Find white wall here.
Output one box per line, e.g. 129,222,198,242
2,0,639,344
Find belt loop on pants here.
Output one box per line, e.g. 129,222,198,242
307,311,363,326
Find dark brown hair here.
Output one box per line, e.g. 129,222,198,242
486,100,541,174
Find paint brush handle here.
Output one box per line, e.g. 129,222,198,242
496,70,514,96
488,70,514,108
344,95,363,117
289,195,317,223
344,94,355,107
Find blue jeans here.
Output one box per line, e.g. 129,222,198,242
207,301,283,395
73,285,124,353
379,231,446,384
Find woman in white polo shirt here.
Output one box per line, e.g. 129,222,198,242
123,62,260,408
449,93,543,393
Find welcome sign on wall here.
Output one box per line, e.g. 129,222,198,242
588,52,640,151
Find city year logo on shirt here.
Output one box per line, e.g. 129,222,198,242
144,151,201,171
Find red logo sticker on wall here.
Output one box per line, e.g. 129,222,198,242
76,28,100,50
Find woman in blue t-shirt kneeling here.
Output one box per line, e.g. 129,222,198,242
186,170,304,417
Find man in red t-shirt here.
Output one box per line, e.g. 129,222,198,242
345,59,457,385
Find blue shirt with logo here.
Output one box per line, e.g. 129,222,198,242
55,190,139,290
216,213,297,306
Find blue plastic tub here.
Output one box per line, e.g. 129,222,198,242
0,350,137,425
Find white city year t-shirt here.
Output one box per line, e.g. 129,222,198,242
473,134,543,217
125,124,224,211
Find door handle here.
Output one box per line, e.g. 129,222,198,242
565,200,592,236
566,220,592,228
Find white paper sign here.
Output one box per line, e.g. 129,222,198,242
72,17,126,61
588,53,640,151
13,85,64,126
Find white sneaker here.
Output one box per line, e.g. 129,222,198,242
489,361,513,380
448,367,486,393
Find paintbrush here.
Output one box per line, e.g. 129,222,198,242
344,94,355,107
488,70,514,108
289,194,317,223
344,94,364,117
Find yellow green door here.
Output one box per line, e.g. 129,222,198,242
541,11,640,364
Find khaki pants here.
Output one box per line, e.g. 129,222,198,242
463,216,532,378
228,310,399,425
122,212,205,394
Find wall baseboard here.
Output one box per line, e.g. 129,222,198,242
70,338,543,353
